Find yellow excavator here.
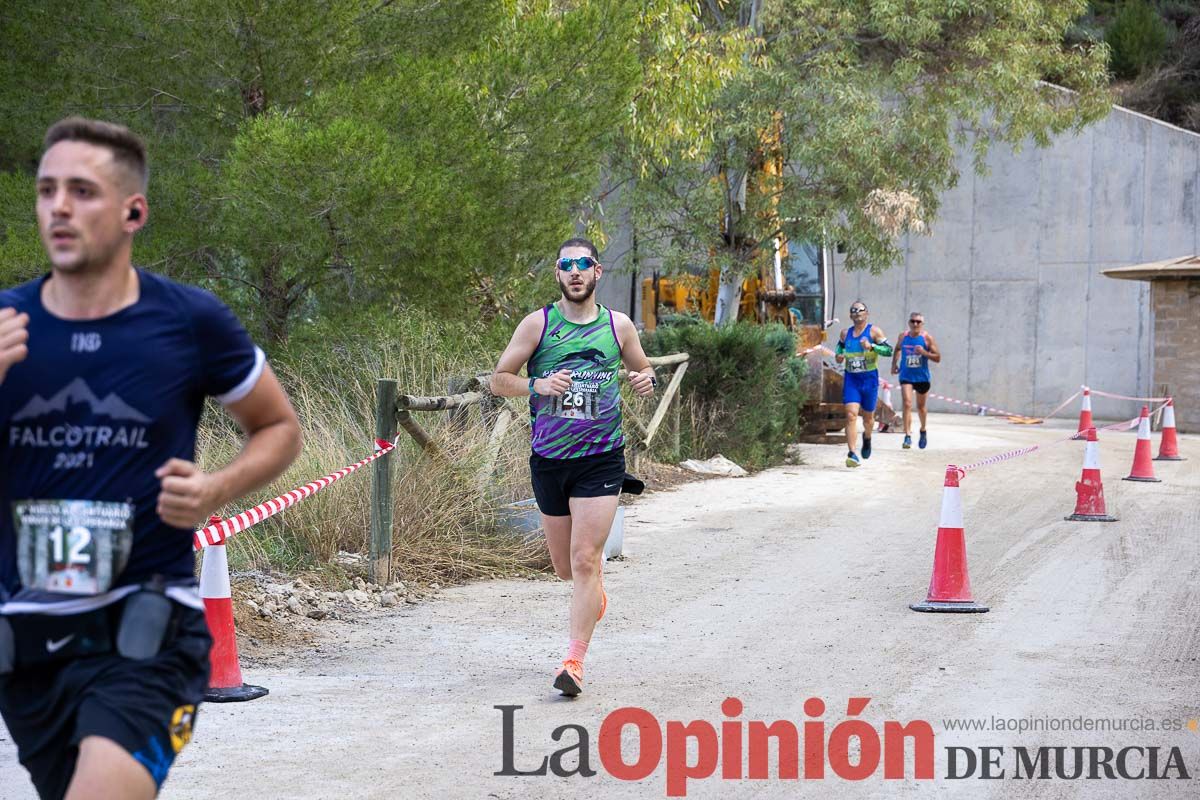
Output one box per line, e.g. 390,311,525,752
640,118,818,341
638,121,898,439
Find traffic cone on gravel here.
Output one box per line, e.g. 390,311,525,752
200,517,268,702
1077,387,1094,435
1123,406,1162,483
1154,399,1184,461
910,466,989,613
1066,427,1117,522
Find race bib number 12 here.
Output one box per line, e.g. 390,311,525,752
15,499,134,595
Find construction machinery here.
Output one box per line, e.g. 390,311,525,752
637,120,899,439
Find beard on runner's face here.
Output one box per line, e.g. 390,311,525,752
559,272,597,303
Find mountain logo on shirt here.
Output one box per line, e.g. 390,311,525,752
13,378,151,423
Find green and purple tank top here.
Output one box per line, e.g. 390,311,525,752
528,303,624,459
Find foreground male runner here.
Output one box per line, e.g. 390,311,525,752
0,118,301,799
491,238,655,696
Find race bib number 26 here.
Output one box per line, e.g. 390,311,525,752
552,387,597,420
15,499,134,595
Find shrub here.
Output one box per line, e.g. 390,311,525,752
1105,1,1170,80
640,316,806,470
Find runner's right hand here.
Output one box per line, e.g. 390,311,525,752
534,369,573,396
891,364,899,375
0,308,30,386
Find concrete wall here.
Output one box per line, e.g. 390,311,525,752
833,106,1200,421
599,104,1200,421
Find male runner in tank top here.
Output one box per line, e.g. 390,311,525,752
834,301,893,468
0,118,302,800
491,238,656,696
891,311,940,449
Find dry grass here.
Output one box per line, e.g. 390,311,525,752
196,337,550,590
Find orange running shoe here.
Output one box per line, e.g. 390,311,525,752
597,571,607,622
553,659,584,697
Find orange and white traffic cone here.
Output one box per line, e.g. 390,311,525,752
200,518,268,702
1077,387,1094,435
1123,406,1161,483
1154,399,1184,461
910,465,989,613
1066,427,1117,522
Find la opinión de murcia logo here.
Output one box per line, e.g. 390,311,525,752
498,697,935,796
495,698,1194,796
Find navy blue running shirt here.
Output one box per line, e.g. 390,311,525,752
0,269,263,602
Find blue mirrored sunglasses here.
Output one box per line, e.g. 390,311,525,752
557,256,597,272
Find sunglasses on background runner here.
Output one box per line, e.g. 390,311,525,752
909,319,923,325
557,256,598,272
850,306,867,314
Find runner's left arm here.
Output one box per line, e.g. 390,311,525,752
869,326,894,357
921,331,941,362
156,364,302,529
614,313,655,397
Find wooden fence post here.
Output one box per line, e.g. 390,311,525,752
370,379,398,585
447,377,470,434
672,387,681,460
642,360,688,450
476,409,512,496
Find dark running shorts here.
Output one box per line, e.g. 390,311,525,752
530,447,626,517
900,380,931,395
0,602,211,800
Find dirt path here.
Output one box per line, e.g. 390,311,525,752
3,413,1198,799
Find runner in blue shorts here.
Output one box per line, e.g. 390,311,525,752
835,302,893,468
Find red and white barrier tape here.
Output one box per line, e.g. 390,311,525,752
796,344,835,357
193,437,399,550
1041,390,1083,421
957,401,1167,475
877,378,1048,421
959,427,1095,474
1085,386,1171,403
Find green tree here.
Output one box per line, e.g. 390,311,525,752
1104,1,1170,79
614,0,1113,323
0,0,702,343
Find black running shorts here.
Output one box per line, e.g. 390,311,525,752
530,446,626,517
900,380,931,395
0,603,211,800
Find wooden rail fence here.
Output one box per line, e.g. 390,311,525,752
368,353,691,583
